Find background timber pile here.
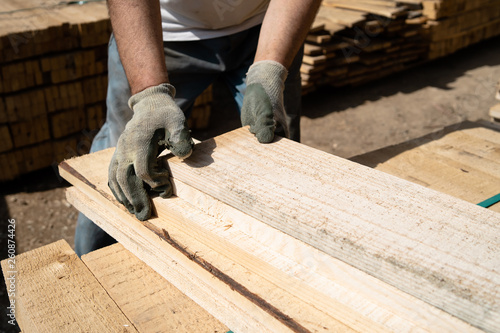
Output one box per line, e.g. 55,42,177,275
302,0,428,94
0,1,111,182
0,0,212,182
422,0,500,59
302,0,500,94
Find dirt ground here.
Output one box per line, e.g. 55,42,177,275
0,35,499,331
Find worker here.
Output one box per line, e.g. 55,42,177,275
74,0,322,257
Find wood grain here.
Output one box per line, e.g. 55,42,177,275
163,127,500,333
59,128,492,332
0,240,137,332
82,243,228,333
65,187,334,333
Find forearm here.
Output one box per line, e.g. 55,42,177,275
255,0,321,68
107,0,168,95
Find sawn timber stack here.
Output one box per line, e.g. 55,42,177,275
0,0,213,182
59,127,500,332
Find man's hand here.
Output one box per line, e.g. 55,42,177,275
241,60,289,143
108,83,193,221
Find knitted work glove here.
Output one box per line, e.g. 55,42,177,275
108,83,193,221
241,60,289,143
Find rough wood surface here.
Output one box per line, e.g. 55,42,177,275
59,128,493,332
61,164,479,333
0,240,137,332
351,122,500,213
161,127,500,332
59,147,361,332
65,187,345,333
82,243,228,333
171,179,481,333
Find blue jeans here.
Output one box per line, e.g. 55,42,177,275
75,25,304,256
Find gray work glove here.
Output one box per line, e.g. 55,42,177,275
241,60,290,143
108,83,193,221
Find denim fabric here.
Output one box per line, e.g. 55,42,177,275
75,25,304,257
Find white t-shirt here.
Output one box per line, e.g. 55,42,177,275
159,0,269,41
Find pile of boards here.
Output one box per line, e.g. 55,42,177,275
301,0,500,94
301,0,428,94
0,0,213,182
423,0,500,59
59,127,500,332
0,0,111,182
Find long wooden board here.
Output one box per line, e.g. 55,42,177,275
59,128,491,332
0,240,137,332
160,127,499,332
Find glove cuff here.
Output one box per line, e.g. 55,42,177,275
246,60,288,86
128,83,177,111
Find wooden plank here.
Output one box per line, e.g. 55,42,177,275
60,133,485,333
62,178,480,333
0,240,137,332
82,243,229,333
169,179,482,333
315,6,367,28
65,187,349,333
302,54,328,66
59,152,361,332
20,141,53,173
351,122,500,213
159,127,500,332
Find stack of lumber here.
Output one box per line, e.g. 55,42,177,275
0,0,213,182
58,127,500,332
302,1,428,94
0,0,111,182
422,0,500,59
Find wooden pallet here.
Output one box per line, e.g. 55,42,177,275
58,127,499,332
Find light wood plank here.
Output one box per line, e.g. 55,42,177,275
82,243,228,333
351,123,500,213
171,179,482,333
0,240,137,333
161,127,499,333
65,187,349,333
